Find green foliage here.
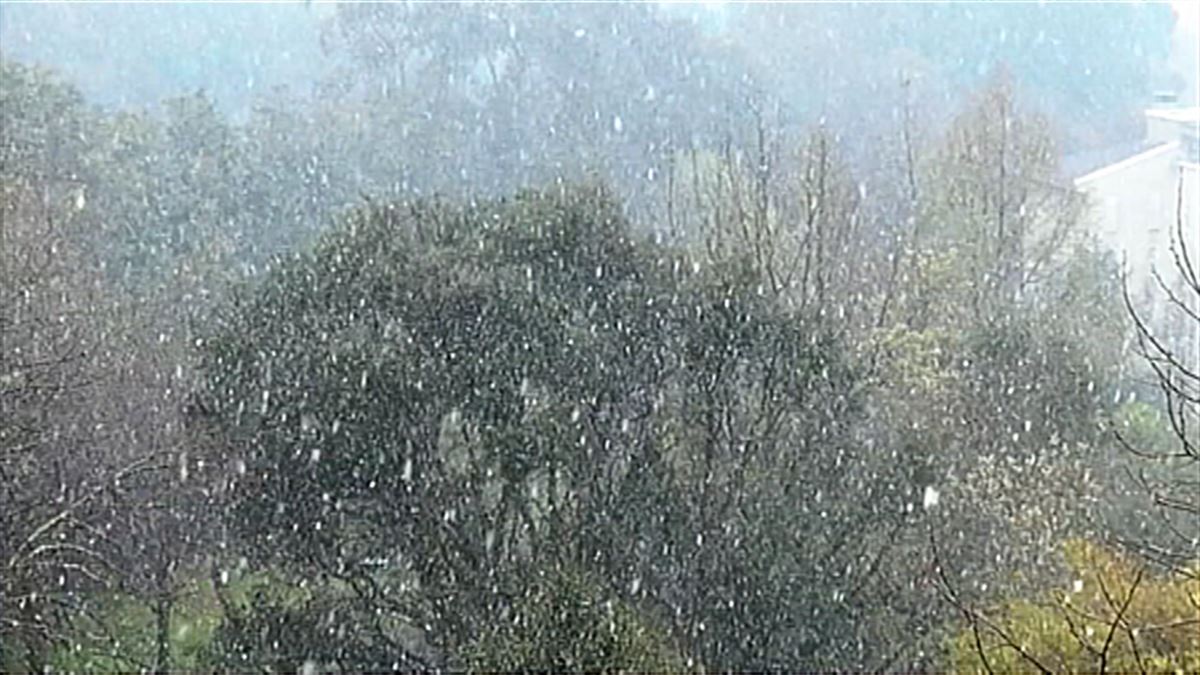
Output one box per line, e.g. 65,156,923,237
947,540,1200,673
0,59,91,187
2,57,334,305
324,3,757,204
197,182,871,670
204,582,327,672
202,569,380,672
1113,401,1178,458
39,577,222,672
15,567,424,674
465,565,687,673
4,48,1171,673
854,80,1132,659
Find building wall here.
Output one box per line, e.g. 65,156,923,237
1075,143,1184,309
1074,133,1199,372
1146,116,1180,146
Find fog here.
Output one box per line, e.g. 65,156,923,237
2,2,1197,672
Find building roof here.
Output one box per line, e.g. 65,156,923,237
1145,106,1200,124
1073,141,1179,187
1064,140,1161,180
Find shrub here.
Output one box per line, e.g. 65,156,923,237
465,564,689,673
947,539,1200,673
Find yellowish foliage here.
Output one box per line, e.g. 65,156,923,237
872,323,959,395
948,539,1200,673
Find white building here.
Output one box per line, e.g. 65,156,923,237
1073,106,1199,341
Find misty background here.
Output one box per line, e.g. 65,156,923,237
3,1,1195,260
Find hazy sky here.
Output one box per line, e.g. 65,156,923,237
2,1,1194,118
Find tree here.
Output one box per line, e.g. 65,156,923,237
861,77,1130,667
1,162,117,673
465,564,686,673
945,539,1200,673
0,63,136,670
195,179,900,670
906,78,1197,675
917,74,1084,323
197,184,650,664
1120,179,1200,573
7,33,1181,671
320,2,759,208
1,59,231,672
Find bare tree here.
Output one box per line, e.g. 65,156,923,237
0,124,214,674
1120,176,1200,575
919,73,1085,324
0,175,129,669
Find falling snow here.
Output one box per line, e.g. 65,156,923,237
2,2,1197,672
